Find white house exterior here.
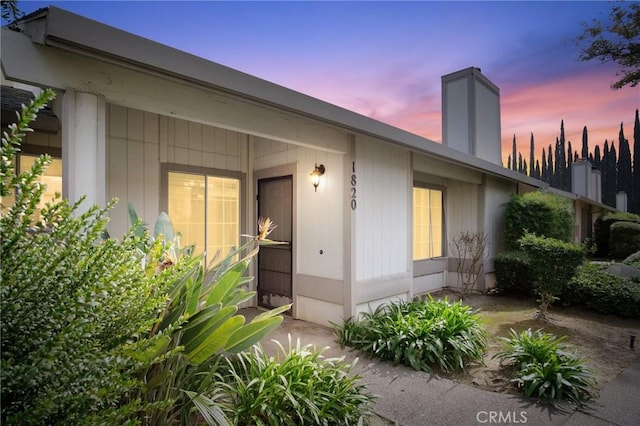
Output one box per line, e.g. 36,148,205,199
1,7,611,326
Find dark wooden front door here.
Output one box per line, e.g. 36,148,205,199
257,176,292,309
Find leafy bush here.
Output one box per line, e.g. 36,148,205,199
519,233,585,319
563,263,640,318
334,296,487,372
609,221,640,260
216,337,374,425
495,328,596,404
1,89,288,425
127,212,289,425
1,90,173,424
504,191,574,250
623,250,640,269
494,250,534,295
594,212,640,258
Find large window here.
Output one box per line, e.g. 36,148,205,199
413,186,444,260
167,170,240,266
1,153,62,222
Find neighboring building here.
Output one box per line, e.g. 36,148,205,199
1,6,613,326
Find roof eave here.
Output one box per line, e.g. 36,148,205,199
13,6,551,190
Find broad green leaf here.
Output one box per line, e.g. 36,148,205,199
208,244,258,285
205,260,249,305
253,304,292,321
186,266,205,315
166,258,201,304
224,289,256,307
154,211,175,241
181,305,237,348
128,334,171,362
225,316,284,353
183,390,230,426
186,315,244,365
127,202,146,238
180,304,223,333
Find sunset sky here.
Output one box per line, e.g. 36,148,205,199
13,1,640,166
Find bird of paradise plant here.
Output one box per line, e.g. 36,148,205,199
127,208,290,425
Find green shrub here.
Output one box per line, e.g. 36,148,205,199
1,89,288,425
519,233,585,319
594,212,640,258
623,251,640,269
128,213,289,425
216,337,374,425
1,90,173,425
609,221,640,260
563,263,640,318
494,329,596,404
504,191,574,250
334,296,487,372
494,250,534,295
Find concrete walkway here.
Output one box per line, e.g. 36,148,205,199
244,309,640,426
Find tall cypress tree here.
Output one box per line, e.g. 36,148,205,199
507,155,512,171
632,109,640,214
542,149,548,182
518,153,524,174
567,140,574,191
535,160,541,180
594,144,601,168
607,143,618,207
602,141,611,206
581,126,589,159
529,133,535,177
559,121,568,190
547,144,554,185
553,137,562,189
512,135,518,172
617,122,632,210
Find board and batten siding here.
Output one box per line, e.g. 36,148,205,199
106,104,248,237
353,136,411,314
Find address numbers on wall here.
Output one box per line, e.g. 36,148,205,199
350,161,357,210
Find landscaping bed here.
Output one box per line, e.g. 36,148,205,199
435,291,640,394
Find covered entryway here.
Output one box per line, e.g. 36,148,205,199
257,176,293,310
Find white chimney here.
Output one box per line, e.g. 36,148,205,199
442,67,501,165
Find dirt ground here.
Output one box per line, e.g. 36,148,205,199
430,290,640,394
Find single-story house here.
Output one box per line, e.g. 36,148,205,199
1,6,613,326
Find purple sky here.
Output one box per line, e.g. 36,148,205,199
14,1,640,166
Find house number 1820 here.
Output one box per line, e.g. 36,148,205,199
350,161,357,210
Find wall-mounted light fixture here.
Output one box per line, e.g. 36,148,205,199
310,163,325,192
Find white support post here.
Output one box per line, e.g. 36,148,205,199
61,88,107,213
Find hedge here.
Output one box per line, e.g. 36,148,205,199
594,212,640,258
563,263,640,318
504,191,573,250
519,233,585,301
610,221,640,260
494,251,534,295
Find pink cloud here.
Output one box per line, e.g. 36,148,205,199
275,62,637,170
500,69,639,167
